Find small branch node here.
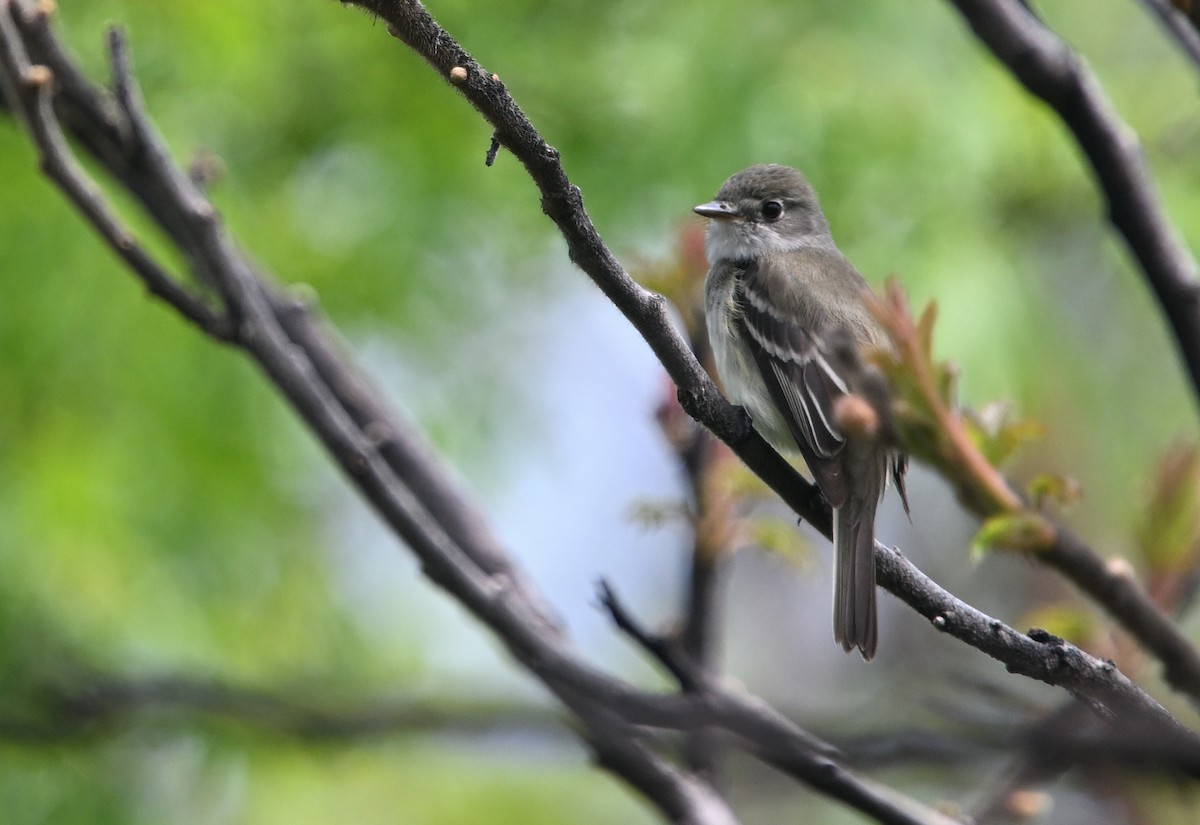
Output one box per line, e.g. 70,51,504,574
23,63,51,88
284,282,318,310
363,420,393,447
481,572,513,601
449,65,467,84
1105,556,1136,580
1027,627,1064,647
485,131,500,166
348,449,371,473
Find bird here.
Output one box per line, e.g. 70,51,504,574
694,163,906,659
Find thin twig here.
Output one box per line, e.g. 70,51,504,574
0,7,230,339
598,580,708,691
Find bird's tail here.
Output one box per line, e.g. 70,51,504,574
833,503,878,660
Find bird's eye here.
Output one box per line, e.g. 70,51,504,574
761,200,784,222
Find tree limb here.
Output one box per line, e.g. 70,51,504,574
935,0,1200,711
942,0,1200,406
336,0,1200,714
0,674,565,744
3,0,1200,820
0,3,962,822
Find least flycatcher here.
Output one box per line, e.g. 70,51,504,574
695,164,906,660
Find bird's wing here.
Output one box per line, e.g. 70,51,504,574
734,258,850,507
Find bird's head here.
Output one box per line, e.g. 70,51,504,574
694,164,833,262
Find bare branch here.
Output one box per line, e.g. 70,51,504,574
5,0,1200,820
0,6,230,338
339,0,834,536
937,0,1200,710
599,580,710,692
943,0,1200,406
334,0,1200,722
0,674,565,744
0,4,964,823
574,705,742,825
1041,524,1200,702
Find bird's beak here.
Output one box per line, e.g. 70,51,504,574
693,200,737,220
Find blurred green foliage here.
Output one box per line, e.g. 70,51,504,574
3,0,1200,822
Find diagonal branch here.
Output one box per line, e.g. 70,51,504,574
341,0,834,537
1137,0,1200,71
4,0,1200,820
0,6,229,338
873,283,1200,706
0,3,961,823
938,0,1200,711
943,0,1200,408
335,0,1200,717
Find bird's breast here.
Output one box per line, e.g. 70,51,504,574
704,267,797,454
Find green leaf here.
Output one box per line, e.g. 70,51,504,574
971,512,1056,557
1028,473,1082,510
963,402,1044,467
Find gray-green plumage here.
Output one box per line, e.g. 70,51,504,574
695,164,902,660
